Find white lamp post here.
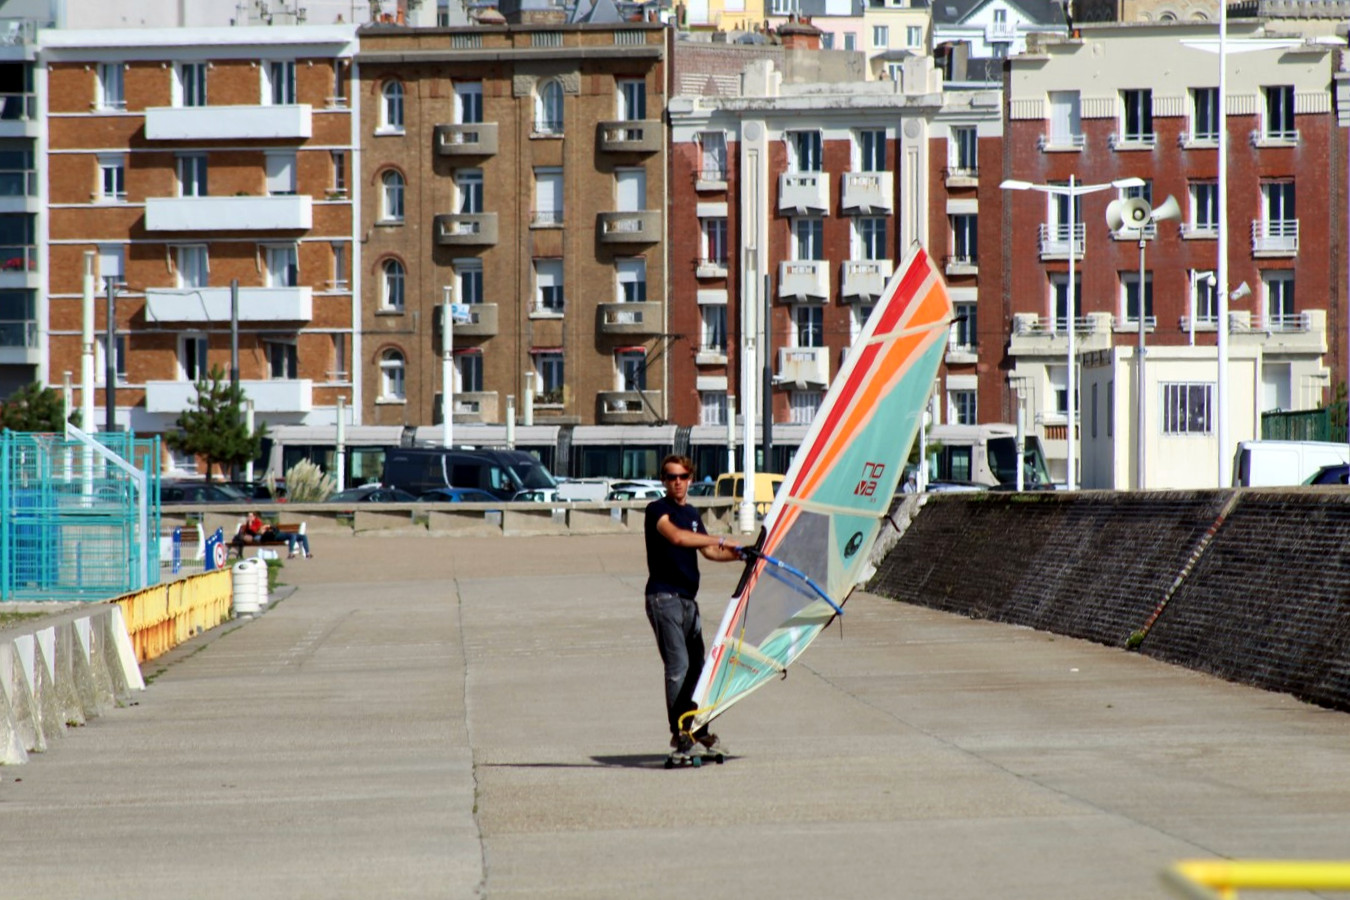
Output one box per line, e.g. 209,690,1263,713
1001,175,1143,489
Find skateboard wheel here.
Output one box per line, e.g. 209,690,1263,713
691,756,702,767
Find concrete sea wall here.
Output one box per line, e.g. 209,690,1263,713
869,489,1350,712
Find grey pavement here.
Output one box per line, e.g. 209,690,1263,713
3,532,1350,899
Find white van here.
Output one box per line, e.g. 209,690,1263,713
1231,440,1350,487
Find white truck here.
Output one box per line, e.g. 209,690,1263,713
1231,440,1349,487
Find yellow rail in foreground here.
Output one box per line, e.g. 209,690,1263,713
114,569,233,662
1165,860,1350,899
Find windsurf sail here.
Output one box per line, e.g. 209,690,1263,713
684,246,953,733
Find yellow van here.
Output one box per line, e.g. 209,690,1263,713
714,472,785,517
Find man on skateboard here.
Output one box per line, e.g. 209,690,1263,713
644,454,743,767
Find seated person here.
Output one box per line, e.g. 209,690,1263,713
240,512,312,560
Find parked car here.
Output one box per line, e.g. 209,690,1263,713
160,480,251,505
1233,440,1350,487
512,488,559,502
687,481,716,497
382,447,556,500
605,486,664,501
326,484,418,504
418,487,502,503
1304,463,1349,486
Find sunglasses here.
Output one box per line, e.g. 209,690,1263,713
662,472,692,482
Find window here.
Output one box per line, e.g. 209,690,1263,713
1047,91,1081,147
98,63,124,111
1264,271,1295,328
1050,273,1081,330
791,391,822,424
851,302,875,341
843,33,856,51
95,334,127,385
951,127,977,173
615,168,646,213
265,151,296,196
951,301,976,350
857,129,885,172
331,151,347,194
616,258,646,302
382,259,405,311
268,61,297,105
701,303,727,352
180,334,209,382
380,80,404,132
789,131,822,172
1264,180,1296,226
700,391,727,426
1048,365,1068,415
98,155,126,202
1120,89,1154,143
533,167,563,226
176,245,208,288
1190,87,1218,142
380,349,406,400
821,32,834,50
330,333,348,381
617,78,646,121
950,215,977,262
455,81,483,124
456,350,483,393
177,62,207,108
1264,85,1295,140
795,304,823,347
458,169,483,214
1162,383,1213,434
1048,189,1082,244
1191,270,1218,323
949,390,976,425
907,25,922,45
536,351,564,403
536,80,564,135
456,258,483,305
617,350,646,391
535,259,564,313
266,245,298,288
332,242,348,288
1189,182,1218,235
0,146,33,197
857,217,887,260
178,154,207,197
702,218,728,264
793,217,824,260
381,170,404,222
1122,271,1154,323
872,25,889,46
699,132,727,180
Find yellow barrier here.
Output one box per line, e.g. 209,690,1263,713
114,570,233,662
1165,860,1350,899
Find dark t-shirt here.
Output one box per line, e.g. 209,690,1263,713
644,495,705,598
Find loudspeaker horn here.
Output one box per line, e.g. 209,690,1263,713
1119,197,1153,228
1105,199,1125,232
1152,194,1181,222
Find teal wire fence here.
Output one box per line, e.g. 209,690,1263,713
0,429,160,601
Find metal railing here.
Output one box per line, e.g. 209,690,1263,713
0,91,36,121
696,167,727,183
0,318,37,347
0,168,35,197
0,243,36,272
1251,128,1299,145
1037,223,1085,257
1038,132,1085,151
1109,131,1157,148
1262,311,1310,332
1014,314,1094,335
1251,219,1298,254
531,209,563,227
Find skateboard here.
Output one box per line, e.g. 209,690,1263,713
663,749,726,768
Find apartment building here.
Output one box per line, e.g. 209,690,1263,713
40,25,358,449
355,21,667,428
1001,22,1342,486
669,32,941,456
0,14,43,398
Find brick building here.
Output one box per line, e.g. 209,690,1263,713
1001,22,1343,485
39,25,358,461
355,21,668,429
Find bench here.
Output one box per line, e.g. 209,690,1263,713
228,521,306,560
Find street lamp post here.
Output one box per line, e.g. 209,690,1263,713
1001,175,1143,489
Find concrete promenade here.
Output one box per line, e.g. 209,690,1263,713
4,532,1350,899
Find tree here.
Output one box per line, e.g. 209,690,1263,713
0,381,76,432
164,366,267,482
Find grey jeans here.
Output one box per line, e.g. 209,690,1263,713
645,592,707,736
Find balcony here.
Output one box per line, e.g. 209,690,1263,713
840,259,893,301
144,104,312,141
1181,222,1218,240
1231,309,1326,353
146,379,312,414
598,301,662,335
434,391,499,423
0,243,37,277
1038,223,1084,259
144,195,312,232
944,254,978,276
598,210,660,244
985,20,1017,41
1038,133,1085,152
1251,128,1299,148
1108,131,1156,150
597,120,660,153
1179,130,1218,149
943,166,979,188
435,213,499,246
696,257,728,279
778,172,829,215
597,390,661,424
434,122,499,157
0,92,38,136
1251,219,1298,256
775,346,829,388
434,302,499,339
778,260,829,301
695,168,728,192
144,286,312,323
1008,312,1115,357
0,167,36,212
0,318,38,365
840,171,893,215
